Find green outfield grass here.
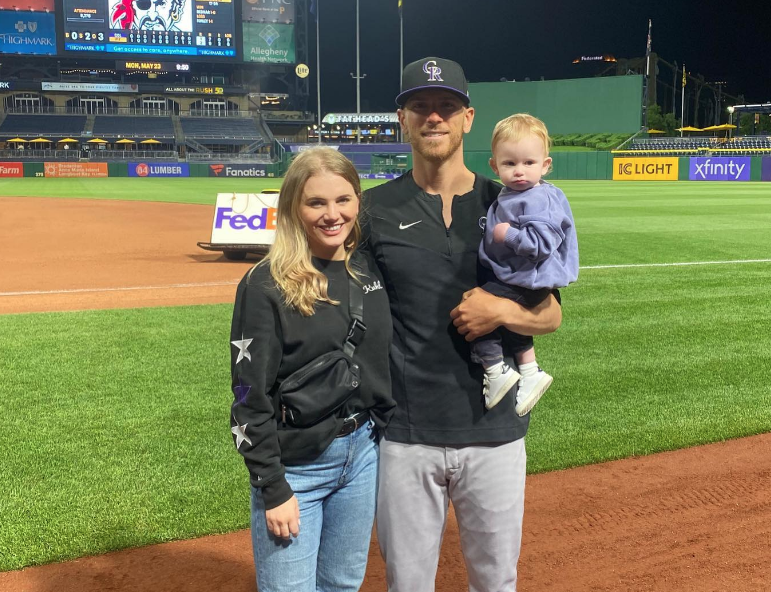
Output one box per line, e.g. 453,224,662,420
0,177,384,204
1,180,771,570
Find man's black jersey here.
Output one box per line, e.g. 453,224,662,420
363,171,541,446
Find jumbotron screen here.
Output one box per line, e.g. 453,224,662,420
62,0,236,58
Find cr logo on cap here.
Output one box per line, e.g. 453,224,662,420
423,60,443,82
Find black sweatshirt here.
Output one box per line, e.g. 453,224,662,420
229,254,394,509
363,171,560,446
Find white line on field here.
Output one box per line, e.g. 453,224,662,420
0,280,240,297
2,260,769,297
582,259,771,270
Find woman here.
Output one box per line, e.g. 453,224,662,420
229,147,394,592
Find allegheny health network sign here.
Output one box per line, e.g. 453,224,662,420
243,23,295,64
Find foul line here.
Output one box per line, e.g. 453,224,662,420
581,258,771,270
0,280,240,297
2,260,769,297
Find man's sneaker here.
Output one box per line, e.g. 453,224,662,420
515,369,553,416
483,364,521,409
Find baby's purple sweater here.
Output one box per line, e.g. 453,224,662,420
478,182,579,290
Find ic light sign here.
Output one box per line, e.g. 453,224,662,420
209,192,279,246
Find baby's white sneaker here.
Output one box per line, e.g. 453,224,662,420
515,369,553,416
483,363,521,409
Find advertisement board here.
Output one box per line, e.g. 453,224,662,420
612,157,678,181
0,162,23,177
128,162,189,177
242,0,294,23
209,192,278,246
44,162,108,178
42,81,138,93
62,0,236,58
0,10,56,55
242,23,294,64
0,0,53,9
208,163,273,177
763,158,771,182
688,157,751,181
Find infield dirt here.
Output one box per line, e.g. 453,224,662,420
2,197,769,591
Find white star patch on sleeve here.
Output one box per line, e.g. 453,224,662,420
231,336,253,364
231,418,253,449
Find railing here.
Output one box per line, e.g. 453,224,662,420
88,150,178,161
187,153,273,163
2,106,258,118
184,110,253,118
181,133,262,140
0,149,80,161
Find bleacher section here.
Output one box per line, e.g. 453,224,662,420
93,116,175,140
180,117,263,144
616,136,771,156
0,114,86,138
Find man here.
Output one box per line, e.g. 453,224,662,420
363,57,562,592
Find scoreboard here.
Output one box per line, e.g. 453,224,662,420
62,0,236,58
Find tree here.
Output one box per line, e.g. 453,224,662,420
738,112,771,136
647,104,679,136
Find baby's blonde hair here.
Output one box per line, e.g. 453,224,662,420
491,113,551,156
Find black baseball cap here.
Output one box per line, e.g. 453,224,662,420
396,57,470,107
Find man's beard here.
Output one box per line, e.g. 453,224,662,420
407,127,464,163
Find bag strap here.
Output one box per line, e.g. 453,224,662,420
343,272,366,357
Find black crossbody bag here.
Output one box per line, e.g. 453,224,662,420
278,274,366,428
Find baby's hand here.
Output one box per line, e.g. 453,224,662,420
493,222,510,244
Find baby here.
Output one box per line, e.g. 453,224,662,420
473,113,579,415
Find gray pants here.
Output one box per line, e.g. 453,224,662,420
376,437,526,592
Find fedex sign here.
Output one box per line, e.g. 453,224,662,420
207,192,279,247
215,206,277,231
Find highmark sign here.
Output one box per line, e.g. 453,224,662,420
612,157,678,181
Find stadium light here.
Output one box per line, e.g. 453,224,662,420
727,106,735,137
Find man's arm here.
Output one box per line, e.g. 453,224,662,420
449,288,562,342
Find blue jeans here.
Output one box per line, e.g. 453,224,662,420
250,421,379,592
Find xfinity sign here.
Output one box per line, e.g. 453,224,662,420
689,157,751,181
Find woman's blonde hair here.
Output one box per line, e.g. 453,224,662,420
260,147,362,316
491,113,553,173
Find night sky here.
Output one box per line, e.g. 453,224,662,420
309,0,771,115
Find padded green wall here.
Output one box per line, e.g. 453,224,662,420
465,76,644,152
464,150,612,180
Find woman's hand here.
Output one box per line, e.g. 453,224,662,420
265,495,300,539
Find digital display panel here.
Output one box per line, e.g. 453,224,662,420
62,0,236,58
116,59,190,71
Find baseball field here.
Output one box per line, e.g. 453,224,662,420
1,178,770,591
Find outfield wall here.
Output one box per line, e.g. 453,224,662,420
4,162,282,178
4,156,771,182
